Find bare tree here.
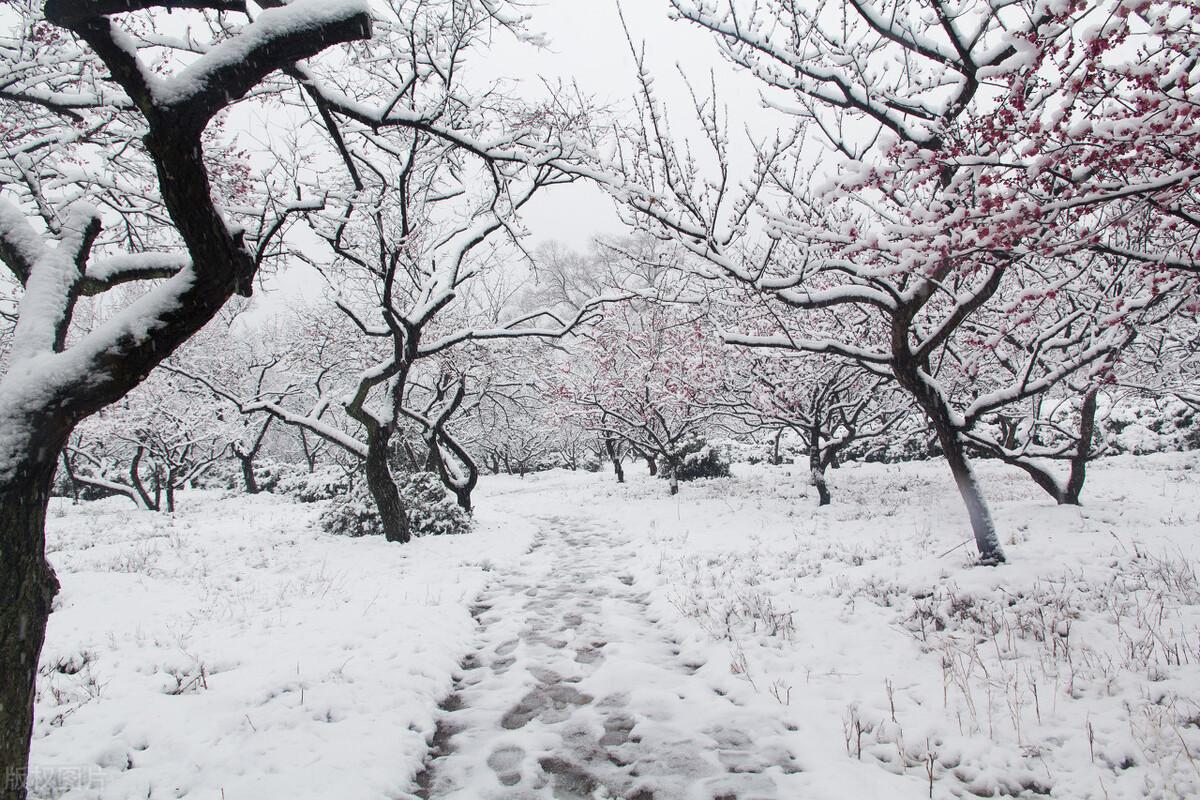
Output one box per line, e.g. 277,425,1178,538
0,2,371,792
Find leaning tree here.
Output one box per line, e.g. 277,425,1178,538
0,1,377,793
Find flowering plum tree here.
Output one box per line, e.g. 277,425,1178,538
600,0,1199,563
560,302,730,494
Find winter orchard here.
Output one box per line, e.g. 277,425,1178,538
1,1,1199,799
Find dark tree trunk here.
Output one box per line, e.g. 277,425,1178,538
364,432,409,544
1062,388,1099,506
426,433,477,513
300,431,318,473
129,446,158,511
604,435,624,483
239,455,259,495
971,388,1100,507
809,423,831,506
1,448,63,800
646,455,658,476
60,452,80,504
771,429,783,466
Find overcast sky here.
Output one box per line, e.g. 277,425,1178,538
492,0,779,250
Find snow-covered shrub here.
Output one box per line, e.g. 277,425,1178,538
319,472,471,538
397,471,472,537
252,460,300,494
284,466,353,503
711,436,773,465
1104,396,1200,454
319,481,383,538
662,439,731,481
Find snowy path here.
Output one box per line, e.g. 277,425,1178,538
415,514,804,800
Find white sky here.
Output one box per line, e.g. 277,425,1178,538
504,0,779,250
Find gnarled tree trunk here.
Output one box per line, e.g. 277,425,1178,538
0,435,65,800
239,455,259,495
1062,388,1099,506
604,434,624,483
364,431,409,544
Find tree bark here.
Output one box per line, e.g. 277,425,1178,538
604,434,624,483
0,447,63,800
364,431,409,543
809,422,831,506
771,428,783,466
664,457,679,495
645,455,658,476
129,446,158,512
1062,388,1099,506
426,432,477,513
901,365,1005,564
935,422,1005,564
239,455,259,495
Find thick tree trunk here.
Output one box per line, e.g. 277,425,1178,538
239,455,259,495
771,429,783,466
0,452,62,800
604,435,624,483
646,455,658,476
364,432,409,544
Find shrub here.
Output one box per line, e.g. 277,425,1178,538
661,439,731,481
285,466,353,503
398,471,472,537
319,472,471,538
318,480,382,537
251,460,295,493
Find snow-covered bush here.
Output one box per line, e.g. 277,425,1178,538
319,472,471,538
318,481,383,538
662,439,731,481
398,472,473,537
284,466,353,503
711,437,774,465
251,460,299,494
1104,397,1200,454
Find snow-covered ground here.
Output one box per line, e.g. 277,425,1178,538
31,454,1200,799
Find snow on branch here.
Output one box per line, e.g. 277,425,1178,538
417,292,634,357
45,0,372,132
42,1,247,25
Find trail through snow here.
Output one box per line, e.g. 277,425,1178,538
415,513,805,800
